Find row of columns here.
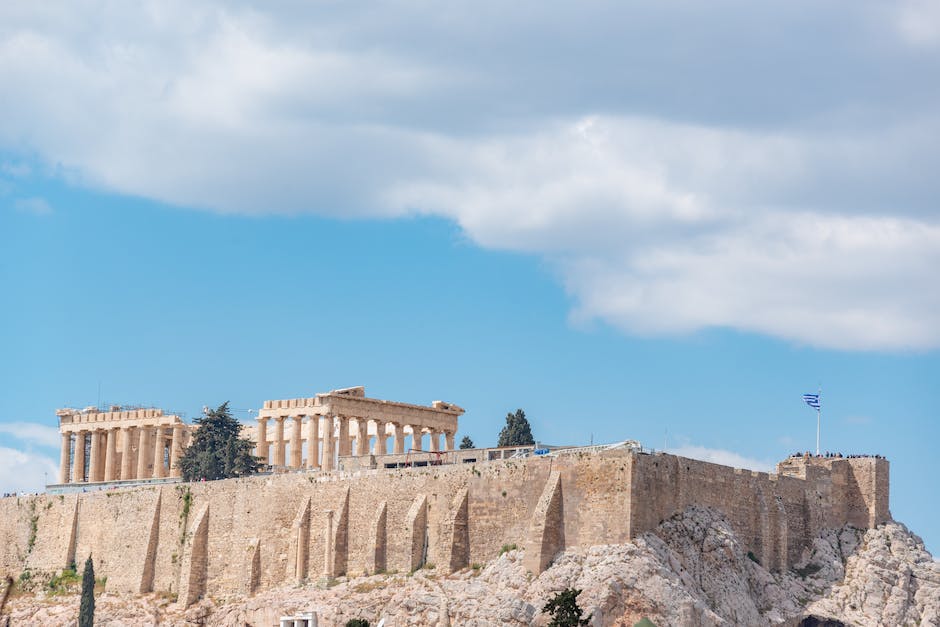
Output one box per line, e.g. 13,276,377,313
58,424,185,484
256,415,456,472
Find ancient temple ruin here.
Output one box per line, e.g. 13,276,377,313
56,407,188,484
54,387,464,484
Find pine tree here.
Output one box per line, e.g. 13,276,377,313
178,402,261,482
459,435,475,449
497,409,535,447
542,588,591,626
79,555,95,627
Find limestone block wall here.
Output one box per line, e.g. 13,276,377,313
629,453,811,570
0,449,891,605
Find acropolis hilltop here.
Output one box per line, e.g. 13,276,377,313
1,386,889,611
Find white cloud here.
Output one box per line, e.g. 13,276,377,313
0,422,61,448
0,2,938,351
12,196,52,215
895,0,940,47
667,445,774,473
0,447,58,494
389,117,940,350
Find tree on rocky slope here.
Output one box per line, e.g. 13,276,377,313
497,409,535,447
78,556,95,627
459,435,475,449
543,588,591,626
178,402,260,481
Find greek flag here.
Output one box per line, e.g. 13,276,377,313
802,393,820,410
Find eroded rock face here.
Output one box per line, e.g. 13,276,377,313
5,507,937,626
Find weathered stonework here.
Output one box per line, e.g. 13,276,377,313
52,387,465,485
0,447,889,608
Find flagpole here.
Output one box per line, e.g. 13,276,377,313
816,387,821,456
816,408,820,455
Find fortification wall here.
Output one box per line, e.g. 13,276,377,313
0,449,889,606
629,454,811,569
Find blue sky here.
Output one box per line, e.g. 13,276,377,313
1,1,938,554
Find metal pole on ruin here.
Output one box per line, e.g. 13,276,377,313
816,387,821,456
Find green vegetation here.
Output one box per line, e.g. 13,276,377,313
177,485,192,523
747,551,760,565
634,619,658,627
499,543,518,556
497,409,535,447
345,620,370,627
47,566,80,595
459,436,475,449
542,588,591,626
178,402,261,482
26,502,38,554
79,556,95,627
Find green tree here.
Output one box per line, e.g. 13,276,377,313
497,409,534,447
79,555,95,627
345,620,370,627
459,435,475,449
543,588,591,626
178,402,261,482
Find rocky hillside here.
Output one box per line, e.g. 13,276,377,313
4,506,937,626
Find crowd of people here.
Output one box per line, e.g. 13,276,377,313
1,491,39,498
790,451,885,459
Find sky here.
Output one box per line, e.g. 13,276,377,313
0,1,938,554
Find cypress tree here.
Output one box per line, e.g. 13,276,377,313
459,435,475,449
497,409,535,447
178,402,261,481
79,555,95,627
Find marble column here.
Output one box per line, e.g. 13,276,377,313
137,426,151,479
429,431,439,453
355,419,368,456
104,428,118,481
322,416,335,472
290,416,302,468
152,427,166,478
59,432,72,484
170,424,183,477
445,432,455,451
89,429,102,482
413,428,423,451
373,421,387,456
306,415,319,469
274,416,286,466
338,416,351,457
256,417,270,464
120,427,134,480
393,423,405,455
72,431,87,483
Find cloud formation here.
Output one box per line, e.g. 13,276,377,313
0,446,58,494
0,421,60,448
1,1,938,350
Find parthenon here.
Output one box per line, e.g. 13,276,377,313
54,386,464,484
56,406,188,484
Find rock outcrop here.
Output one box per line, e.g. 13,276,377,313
4,506,937,626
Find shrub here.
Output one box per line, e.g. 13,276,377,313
543,588,591,626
